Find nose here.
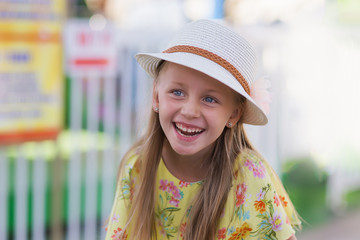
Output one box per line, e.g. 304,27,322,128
180,97,201,119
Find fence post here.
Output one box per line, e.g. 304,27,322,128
118,49,135,158
0,147,8,240
67,75,83,240
100,74,116,239
51,142,64,240
32,143,46,240
83,74,100,240
15,145,27,240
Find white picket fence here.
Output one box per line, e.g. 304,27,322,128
0,28,169,240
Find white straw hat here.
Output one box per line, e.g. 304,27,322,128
135,19,268,125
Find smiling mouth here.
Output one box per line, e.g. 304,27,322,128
174,123,205,137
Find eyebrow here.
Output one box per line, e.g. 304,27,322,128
205,89,222,94
170,81,186,87
166,75,228,95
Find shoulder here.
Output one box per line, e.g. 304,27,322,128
235,149,289,197
115,152,141,201
233,149,302,229
105,153,139,239
233,149,272,197
122,152,140,174
118,151,140,179
235,149,269,180
237,148,265,164
234,149,288,203
236,149,287,184
224,153,301,240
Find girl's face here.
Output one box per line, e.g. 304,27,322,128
153,62,242,159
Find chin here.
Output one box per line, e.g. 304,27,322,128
169,143,200,157
173,147,197,157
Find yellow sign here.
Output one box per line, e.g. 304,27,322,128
0,0,65,144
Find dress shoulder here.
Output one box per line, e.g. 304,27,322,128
220,149,301,240
104,153,140,240
239,149,301,224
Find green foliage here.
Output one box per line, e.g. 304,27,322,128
344,188,360,209
282,157,332,230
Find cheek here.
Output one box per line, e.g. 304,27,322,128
157,91,169,105
159,94,178,111
158,97,171,112
158,98,177,123
204,112,228,130
208,108,232,122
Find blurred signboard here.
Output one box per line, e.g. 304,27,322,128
0,0,65,145
63,19,117,134
64,19,117,77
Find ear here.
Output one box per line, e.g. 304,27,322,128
227,105,243,128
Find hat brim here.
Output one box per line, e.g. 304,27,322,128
135,52,268,125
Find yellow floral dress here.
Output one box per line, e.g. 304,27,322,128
105,150,301,240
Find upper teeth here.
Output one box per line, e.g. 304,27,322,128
176,123,203,133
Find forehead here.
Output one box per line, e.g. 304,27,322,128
158,62,230,89
157,62,242,101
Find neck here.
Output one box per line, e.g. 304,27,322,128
161,140,212,182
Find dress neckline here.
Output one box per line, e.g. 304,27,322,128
159,157,204,185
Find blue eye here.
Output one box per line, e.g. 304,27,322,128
172,90,183,97
204,96,216,103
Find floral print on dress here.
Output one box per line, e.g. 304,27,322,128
270,211,283,232
119,162,139,200
179,180,190,188
244,158,266,178
235,183,247,207
119,175,133,200
156,179,184,238
256,188,266,201
217,227,227,239
251,184,285,239
234,183,251,222
111,227,127,240
111,214,120,223
279,195,288,207
254,199,267,213
105,151,301,240
179,222,187,239
159,180,183,207
274,193,281,207
228,222,252,240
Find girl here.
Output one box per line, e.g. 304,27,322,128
105,19,301,240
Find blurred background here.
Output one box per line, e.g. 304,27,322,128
0,0,359,239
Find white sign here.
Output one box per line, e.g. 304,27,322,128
64,19,117,77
